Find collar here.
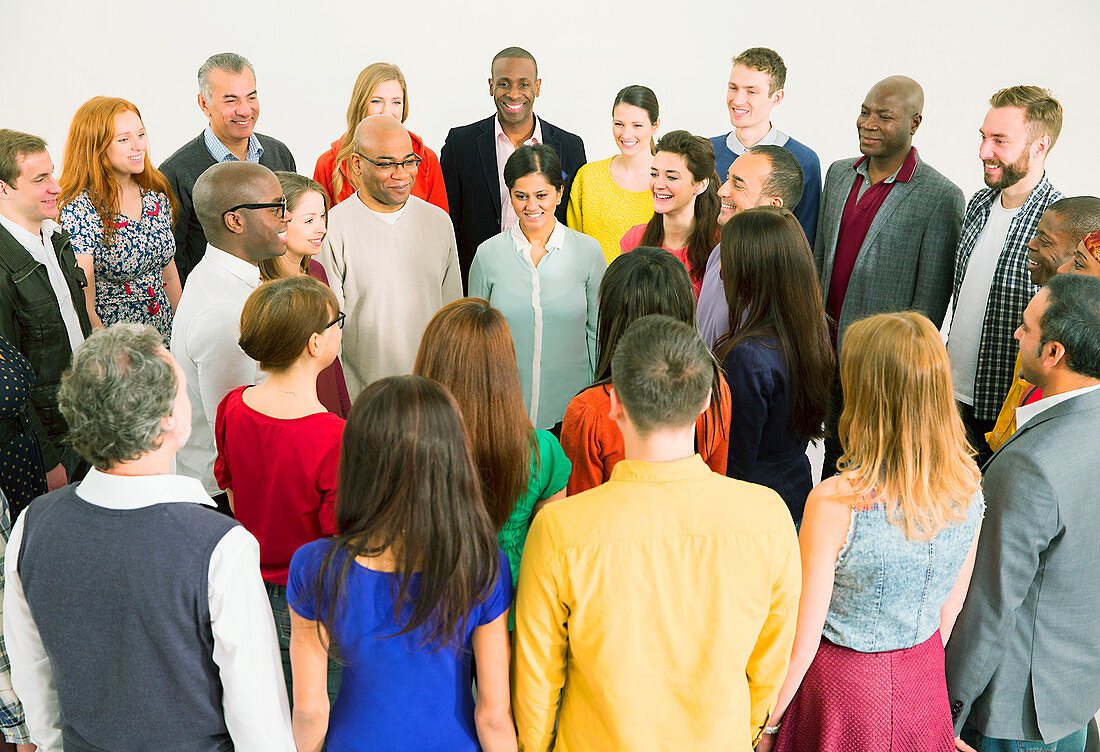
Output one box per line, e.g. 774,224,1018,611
971,171,1054,215
1015,383,1100,430
494,115,543,146
608,454,711,483
76,467,216,510
0,213,59,248
203,126,264,164
510,220,565,255
852,146,918,184
203,244,262,287
725,125,788,155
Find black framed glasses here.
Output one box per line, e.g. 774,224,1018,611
222,196,287,219
354,152,422,175
325,311,346,330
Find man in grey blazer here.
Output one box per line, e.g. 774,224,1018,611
814,75,964,473
946,273,1100,752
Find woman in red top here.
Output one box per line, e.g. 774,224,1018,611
560,246,731,495
214,275,345,702
313,62,448,212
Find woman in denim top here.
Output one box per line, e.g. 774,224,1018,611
759,312,983,752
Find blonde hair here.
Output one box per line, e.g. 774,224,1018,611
989,85,1063,149
837,312,980,540
332,63,408,197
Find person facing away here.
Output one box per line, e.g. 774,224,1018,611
3,323,294,752
58,96,183,344
946,274,1100,752
947,85,1063,467
758,312,982,752
696,144,804,350
710,47,821,246
0,129,93,495
214,276,345,705
319,114,461,400
287,376,516,752
715,207,833,524
160,52,296,285
513,314,800,752
560,246,731,495
169,160,288,499
440,46,587,290
0,484,33,750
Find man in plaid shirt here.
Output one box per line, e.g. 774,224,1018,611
948,86,1063,466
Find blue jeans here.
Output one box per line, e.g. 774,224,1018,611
266,580,340,709
962,722,1088,752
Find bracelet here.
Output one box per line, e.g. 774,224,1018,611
762,723,781,735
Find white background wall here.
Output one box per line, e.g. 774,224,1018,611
3,0,1098,200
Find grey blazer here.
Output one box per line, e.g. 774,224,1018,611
813,152,963,350
945,386,1100,742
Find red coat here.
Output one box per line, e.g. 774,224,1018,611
312,130,449,212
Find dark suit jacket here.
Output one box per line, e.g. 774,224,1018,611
440,115,586,289
159,132,296,285
945,386,1100,742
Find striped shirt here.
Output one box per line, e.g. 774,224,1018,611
203,126,263,163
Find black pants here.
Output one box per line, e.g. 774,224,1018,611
957,402,996,470
822,368,844,480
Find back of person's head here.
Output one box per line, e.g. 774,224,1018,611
192,160,270,243
1040,274,1100,379
989,85,1062,150
491,46,538,77
239,276,338,371
503,143,563,192
1047,196,1100,243
751,144,804,208
198,52,254,99
414,298,532,531
838,312,980,540
733,47,787,94
334,63,409,196
593,247,695,384
58,324,179,471
311,375,499,652
0,129,47,187
611,314,712,435
259,171,329,280
717,206,832,440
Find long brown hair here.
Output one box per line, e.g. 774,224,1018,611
838,313,980,540
238,276,338,371
639,130,720,284
58,96,178,246
414,299,534,531
715,207,833,440
333,63,408,197
310,376,499,651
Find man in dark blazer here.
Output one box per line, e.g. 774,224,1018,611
813,75,964,473
440,46,585,290
946,273,1100,752
160,52,295,286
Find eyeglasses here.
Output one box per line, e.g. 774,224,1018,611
325,311,346,330
222,196,287,219
354,152,422,175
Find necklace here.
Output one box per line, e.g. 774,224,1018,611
263,384,299,398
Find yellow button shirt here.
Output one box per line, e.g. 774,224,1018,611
566,157,655,266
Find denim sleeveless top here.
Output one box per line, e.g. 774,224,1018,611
822,492,983,652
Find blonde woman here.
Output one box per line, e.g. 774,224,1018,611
312,62,448,212
758,312,983,752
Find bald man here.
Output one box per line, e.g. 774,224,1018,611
814,76,964,475
171,161,287,497
319,115,461,399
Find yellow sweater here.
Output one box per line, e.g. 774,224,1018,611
566,157,654,265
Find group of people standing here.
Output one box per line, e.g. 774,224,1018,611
0,40,1097,752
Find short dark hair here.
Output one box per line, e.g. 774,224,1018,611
733,47,787,94
1047,196,1100,243
0,129,47,186
751,145,804,209
491,46,537,78
503,143,563,192
611,314,712,434
1040,274,1100,379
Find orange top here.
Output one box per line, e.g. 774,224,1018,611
312,130,449,213
560,376,731,495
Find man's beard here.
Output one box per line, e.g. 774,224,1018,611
983,149,1031,190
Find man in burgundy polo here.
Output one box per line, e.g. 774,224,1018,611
813,76,964,474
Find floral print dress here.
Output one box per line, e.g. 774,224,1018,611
60,190,175,342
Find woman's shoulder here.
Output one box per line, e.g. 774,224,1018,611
408,130,440,165
59,190,97,220
561,223,602,252
575,157,613,182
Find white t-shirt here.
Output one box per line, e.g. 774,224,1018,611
366,203,406,225
948,199,1021,404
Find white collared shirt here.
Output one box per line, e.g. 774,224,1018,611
1014,383,1100,431
495,116,544,231
3,469,295,752
725,124,789,156
0,214,85,353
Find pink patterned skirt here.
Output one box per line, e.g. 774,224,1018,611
774,631,955,752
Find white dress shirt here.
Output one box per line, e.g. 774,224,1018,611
1014,383,1100,431
2,468,295,752
495,115,544,231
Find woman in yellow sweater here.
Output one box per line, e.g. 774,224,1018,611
566,86,659,264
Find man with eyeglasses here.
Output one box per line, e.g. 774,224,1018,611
170,161,287,508
320,115,461,400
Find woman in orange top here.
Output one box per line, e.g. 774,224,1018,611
313,62,448,212
560,246,730,495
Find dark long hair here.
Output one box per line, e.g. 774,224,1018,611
639,130,720,284
309,376,499,652
715,207,834,440
414,299,535,532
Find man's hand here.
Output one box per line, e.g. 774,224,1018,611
955,736,977,752
45,463,67,492
17,743,38,751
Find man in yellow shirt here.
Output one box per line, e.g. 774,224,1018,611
513,314,800,751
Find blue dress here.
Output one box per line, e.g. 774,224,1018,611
288,541,512,751
0,335,45,517
60,190,175,342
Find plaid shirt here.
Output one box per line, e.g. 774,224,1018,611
951,174,1061,421
202,126,263,163
0,490,31,744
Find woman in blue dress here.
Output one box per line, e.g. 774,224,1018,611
59,96,181,343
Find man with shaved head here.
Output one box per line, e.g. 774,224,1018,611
170,161,287,500
319,115,461,398
814,75,964,474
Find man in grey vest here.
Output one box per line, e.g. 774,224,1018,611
3,324,294,751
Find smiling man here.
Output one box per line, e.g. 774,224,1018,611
320,115,461,399
440,46,586,290
161,53,296,286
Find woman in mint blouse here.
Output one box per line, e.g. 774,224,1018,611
469,144,605,430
